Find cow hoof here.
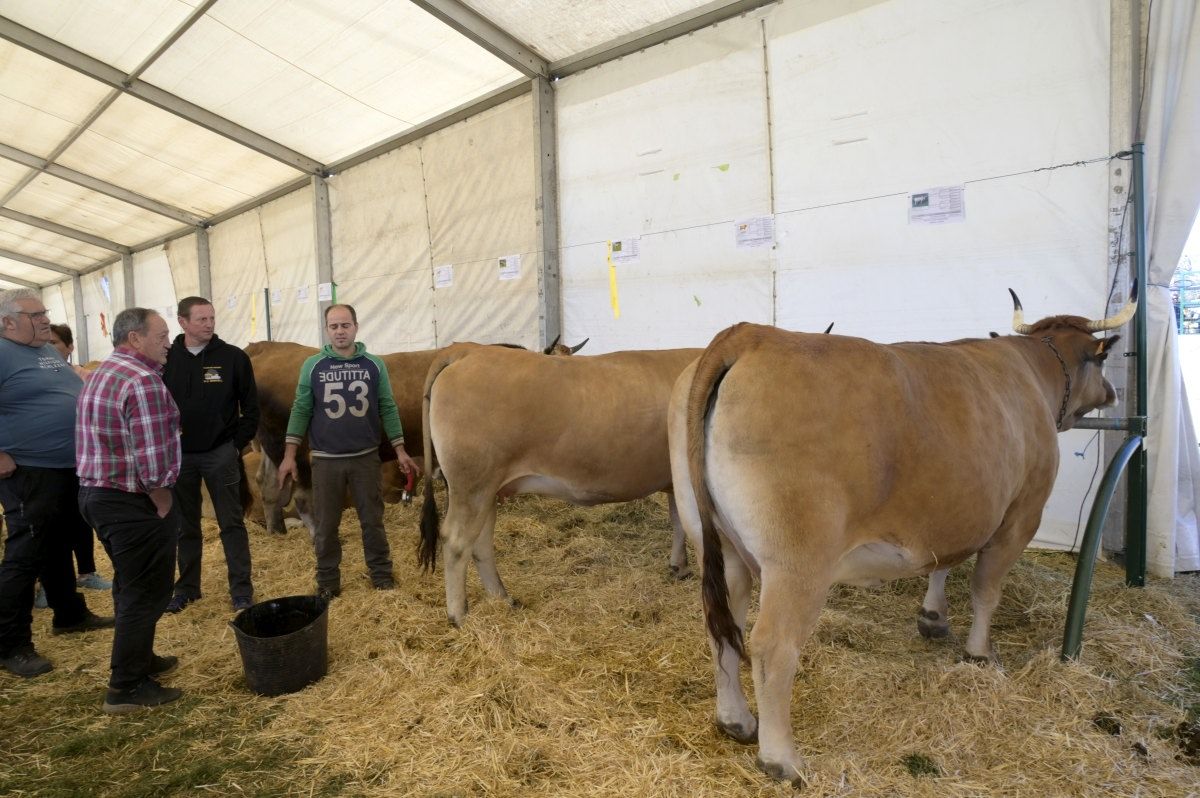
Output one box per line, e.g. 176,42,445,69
961,651,1001,667
756,758,806,788
507,597,524,610
670,564,694,581
717,719,758,744
917,609,950,639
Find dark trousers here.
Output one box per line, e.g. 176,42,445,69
71,511,97,576
0,466,90,655
172,443,253,601
312,451,391,590
79,487,175,689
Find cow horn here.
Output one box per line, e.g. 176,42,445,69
542,335,561,355
1085,279,1138,332
823,322,835,334
1009,289,1035,334
568,337,590,354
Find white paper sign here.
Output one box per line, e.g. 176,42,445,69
498,254,521,281
317,282,333,302
297,286,309,303
226,295,237,309
271,288,282,305
908,186,965,224
610,237,640,264
735,216,775,249
435,265,454,289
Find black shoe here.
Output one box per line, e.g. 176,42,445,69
148,654,178,678
231,596,253,611
102,678,183,714
52,610,116,635
316,586,341,602
164,594,196,614
372,577,395,591
0,646,53,678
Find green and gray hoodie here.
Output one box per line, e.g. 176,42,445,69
284,342,403,458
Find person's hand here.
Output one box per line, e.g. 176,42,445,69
277,457,298,490
149,487,173,518
394,448,420,479
0,451,15,479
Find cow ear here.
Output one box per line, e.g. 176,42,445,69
1096,335,1121,360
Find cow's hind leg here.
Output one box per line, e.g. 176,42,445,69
442,490,497,627
918,568,951,639
667,494,692,580
751,562,833,785
471,504,520,608
710,539,755,743
964,534,1032,664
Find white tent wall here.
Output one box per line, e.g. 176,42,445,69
209,211,269,347
558,16,774,353
425,96,540,349
132,246,182,342
260,187,319,347
1140,0,1200,574
165,234,200,310
555,0,1146,557
329,146,438,354
39,282,69,354
80,265,118,362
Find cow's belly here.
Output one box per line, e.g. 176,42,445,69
500,474,627,505
832,542,944,587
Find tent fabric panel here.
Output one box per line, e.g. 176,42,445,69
330,146,436,353
142,2,521,163
557,15,772,354
0,160,33,198
259,186,318,347
0,216,111,270
0,42,113,159
0,253,67,283
79,265,118,362
132,245,183,342
208,208,269,348
422,95,537,348
165,233,200,310
56,94,304,217
7,172,182,245
0,0,196,74
39,281,69,338
464,0,720,62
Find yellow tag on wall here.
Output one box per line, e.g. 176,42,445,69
607,241,620,319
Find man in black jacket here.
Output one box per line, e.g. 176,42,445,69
162,297,259,613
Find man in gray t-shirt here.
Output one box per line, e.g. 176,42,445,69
0,289,114,679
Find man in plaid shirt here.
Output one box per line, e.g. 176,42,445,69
77,308,184,713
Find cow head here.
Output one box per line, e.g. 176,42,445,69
542,335,590,355
1008,282,1137,431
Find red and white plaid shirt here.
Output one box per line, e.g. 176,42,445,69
76,346,181,494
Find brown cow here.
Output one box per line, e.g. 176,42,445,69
247,337,588,535
667,286,1137,783
418,344,703,626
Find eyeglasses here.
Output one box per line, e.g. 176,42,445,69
16,310,49,321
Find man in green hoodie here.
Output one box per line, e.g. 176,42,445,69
277,304,418,599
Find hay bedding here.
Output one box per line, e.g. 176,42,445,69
2,491,1198,797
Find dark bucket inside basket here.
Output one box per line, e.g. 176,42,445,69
230,594,329,696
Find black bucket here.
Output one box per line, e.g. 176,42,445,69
230,594,329,696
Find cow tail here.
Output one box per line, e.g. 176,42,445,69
417,349,460,572
687,324,748,662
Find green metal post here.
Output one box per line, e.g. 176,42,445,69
1062,434,1145,660
1125,142,1149,587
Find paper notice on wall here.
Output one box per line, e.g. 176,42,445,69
498,254,521,281
735,216,775,248
271,288,282,305
908,186,965,224
226,295,237,309
610,237,640,264
435,265,453,289
317,282,333,302
297,285,309,303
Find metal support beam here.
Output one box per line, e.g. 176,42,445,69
0,271,39,288
0,247,76,276
72,273,89,361
0,142,205,226
532,77,561,350
121,252,135,308
197,227,212,300
0,16,324,175
551,0,779,78
407,0,548,78
0,207,130,254
313,175,333,341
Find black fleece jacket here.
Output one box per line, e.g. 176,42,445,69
163,334,259,454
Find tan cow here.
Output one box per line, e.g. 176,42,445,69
668,287,1136,783
418,344,704,626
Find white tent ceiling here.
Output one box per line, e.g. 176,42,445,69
0,0,763,289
